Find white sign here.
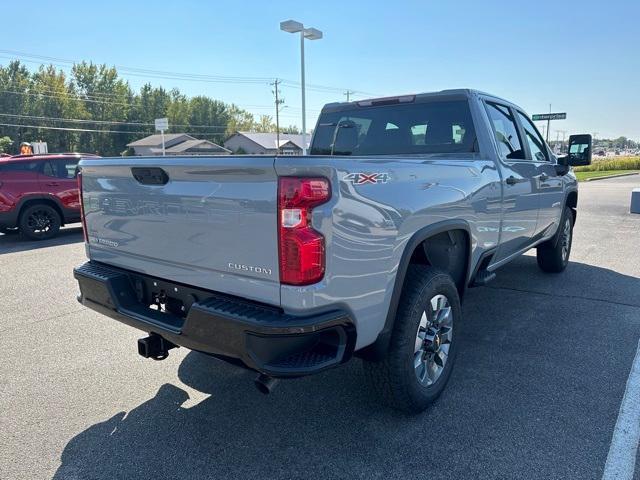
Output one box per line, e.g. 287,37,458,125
32,142,48,154
155,118,168,131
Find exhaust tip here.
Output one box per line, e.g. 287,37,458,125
254,373,279,395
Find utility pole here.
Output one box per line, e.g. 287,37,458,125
271,79,285,155
557,130,567,153
344,90,355,102
546,103,552,143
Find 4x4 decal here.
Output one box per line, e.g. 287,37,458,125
343,172,390,185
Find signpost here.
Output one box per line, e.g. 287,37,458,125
532,112,566,143
155,117,169,156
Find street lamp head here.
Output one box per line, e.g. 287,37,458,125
303,28,323,40
280,19,303,33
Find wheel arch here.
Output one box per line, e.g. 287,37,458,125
357,219,473,361
17,196,66,226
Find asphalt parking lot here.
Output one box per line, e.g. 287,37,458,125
1,176,639,480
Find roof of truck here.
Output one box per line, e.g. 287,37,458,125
321,88,517,112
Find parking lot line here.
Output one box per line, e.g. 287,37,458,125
602,339,640,480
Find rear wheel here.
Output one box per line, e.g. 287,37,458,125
363,265,461,413
536,206,574,273
19,204,61,241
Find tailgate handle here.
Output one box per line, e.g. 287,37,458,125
131,167,169,185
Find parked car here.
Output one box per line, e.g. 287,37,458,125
73,89,591,412
0,153,99,240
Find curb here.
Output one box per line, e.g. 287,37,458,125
584,172,640,182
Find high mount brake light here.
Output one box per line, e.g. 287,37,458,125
77,170,88,243
278,177,330,286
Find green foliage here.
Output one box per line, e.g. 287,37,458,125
0,135,12,153
0,60,282,156
281,125,300,134
573,157,640,172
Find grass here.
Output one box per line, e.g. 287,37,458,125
574,156,640,172
574,170,639,181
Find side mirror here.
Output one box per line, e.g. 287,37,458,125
566,134,592,166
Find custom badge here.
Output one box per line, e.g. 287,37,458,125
343,172,390,185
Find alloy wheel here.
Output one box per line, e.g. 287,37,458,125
413,294,453,386
561,217,572,262
26,209,54,236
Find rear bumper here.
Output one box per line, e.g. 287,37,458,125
73,261,356,377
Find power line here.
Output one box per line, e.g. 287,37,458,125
0,113,229,130
0,49,380,97
0,88,319,117
0,122,151,134
0,52,273,84
0,88,133,107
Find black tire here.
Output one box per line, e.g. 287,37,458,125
363,265,461,413
536,207,574,273
19,204,61,241
0,227,19,235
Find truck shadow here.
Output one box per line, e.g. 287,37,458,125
52,258,640,480
0,226,83,254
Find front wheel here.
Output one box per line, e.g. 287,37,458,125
363,265,461,413
536,206,574,273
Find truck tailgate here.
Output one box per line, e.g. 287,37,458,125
79,156,280,306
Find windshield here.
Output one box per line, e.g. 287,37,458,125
310,100,477,156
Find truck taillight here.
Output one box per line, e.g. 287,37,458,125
77,170,88,243
278,177,330,286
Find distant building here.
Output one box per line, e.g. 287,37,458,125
127,134,230,156
224,132,307,155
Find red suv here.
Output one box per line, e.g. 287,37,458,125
0,153,99,240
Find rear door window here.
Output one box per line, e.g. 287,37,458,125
41,159,79,178
484,102,525,160
55,159,80,178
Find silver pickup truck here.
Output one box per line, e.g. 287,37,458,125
73,89,592,412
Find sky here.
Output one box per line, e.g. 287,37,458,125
1,0,639,140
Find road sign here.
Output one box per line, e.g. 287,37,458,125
155,118,169,131
532,112,567,121
155,118,169,156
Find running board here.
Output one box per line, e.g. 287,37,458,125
471,269,496,287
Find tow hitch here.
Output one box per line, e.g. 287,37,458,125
137,333,176,360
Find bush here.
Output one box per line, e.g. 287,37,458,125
574,156,640,172
0,136,12,154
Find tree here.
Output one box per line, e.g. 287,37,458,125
254,114,275,133
187,96,230,143
282,125,300,134
225,105,256,137
0,61,33,146
0,60,265,156
0,136,12,153
72,62,133,155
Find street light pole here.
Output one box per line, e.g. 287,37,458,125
280,20,323,156
300,30,306,155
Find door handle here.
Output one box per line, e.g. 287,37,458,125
538,173,549,182
505,176,520,185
